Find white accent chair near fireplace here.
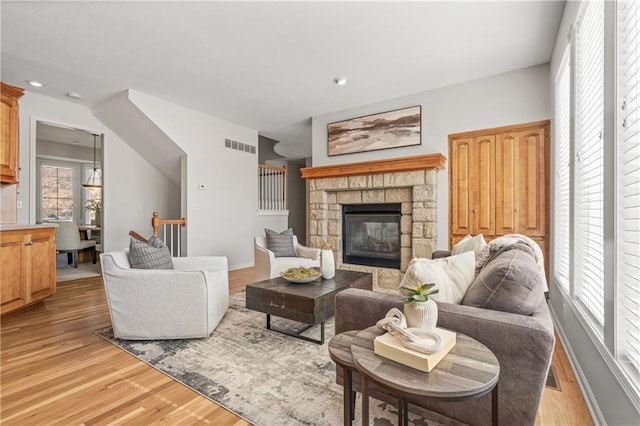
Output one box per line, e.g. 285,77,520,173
254,234,321,282
100,249,229,340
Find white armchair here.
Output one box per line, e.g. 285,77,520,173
100,249,229,340
254,235,321,282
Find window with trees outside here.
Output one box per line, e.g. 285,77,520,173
41,164,75,221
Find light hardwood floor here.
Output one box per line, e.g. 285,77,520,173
1,268,591,425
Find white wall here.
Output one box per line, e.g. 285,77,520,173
126,90,259,269
312,64,551,249
16,92,180,252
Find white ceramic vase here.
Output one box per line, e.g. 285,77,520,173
404,299,438,332
320,249,335,279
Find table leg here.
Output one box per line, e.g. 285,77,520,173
402,397,408,426
266,314,271,329
362,378,369,426
351,390,356,421
320,322,325,344
344,368,353,426
397,397,403,425
492,383,499,426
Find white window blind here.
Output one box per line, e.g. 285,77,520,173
555,49,572,291
574,0,605,325
617,0,640,380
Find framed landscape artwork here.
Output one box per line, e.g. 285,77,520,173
327,106,422,156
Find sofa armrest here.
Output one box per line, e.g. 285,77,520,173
173,256,228,272
335,288,403,334
431,250,452,259
295,243,320,260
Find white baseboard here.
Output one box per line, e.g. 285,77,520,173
229,262,253,271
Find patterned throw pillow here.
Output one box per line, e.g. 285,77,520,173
265,228,296,258
128,237,174,269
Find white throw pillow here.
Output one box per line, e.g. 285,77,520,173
452,234,487,257
398,251,475,304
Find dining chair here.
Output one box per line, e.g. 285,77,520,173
56,222,97,268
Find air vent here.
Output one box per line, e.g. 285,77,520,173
225,138,256,155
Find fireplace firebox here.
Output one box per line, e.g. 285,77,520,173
342,203,401,269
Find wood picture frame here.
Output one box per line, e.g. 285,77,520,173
327,105,421,156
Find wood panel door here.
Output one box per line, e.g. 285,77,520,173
449,137,474,236
471,135,495,236
518,127,547,237
495,132,520,235
1,232,27,313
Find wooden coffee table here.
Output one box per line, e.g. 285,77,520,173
351,326,500,426
245,270,372,344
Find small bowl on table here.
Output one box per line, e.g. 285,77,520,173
280,267,322,284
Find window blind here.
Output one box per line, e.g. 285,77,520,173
555,50,572,291
574,0,605,325
617,0,640,379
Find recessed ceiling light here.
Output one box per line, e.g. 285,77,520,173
26,80,44,87
333,76,349,86
66,92,81,99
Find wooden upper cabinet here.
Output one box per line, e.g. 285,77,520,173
1,82,25,184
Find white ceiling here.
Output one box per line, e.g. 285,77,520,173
36,122,102,149
1,1,564,159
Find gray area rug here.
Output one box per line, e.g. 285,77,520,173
95,291,444,426
56,261,102,282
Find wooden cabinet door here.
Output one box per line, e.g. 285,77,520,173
1,232,27,314
471,135,495,235
449,137,474,235
0,83,23,184
29,229,56,300
518,127,547,237
495,132,520,235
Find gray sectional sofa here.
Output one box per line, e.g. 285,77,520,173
334,243,555,425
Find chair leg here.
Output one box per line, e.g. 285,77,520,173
72,250,78,268
92,247,97,264
67,252,73,265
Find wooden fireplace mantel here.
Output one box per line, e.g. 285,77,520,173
300,153,447,179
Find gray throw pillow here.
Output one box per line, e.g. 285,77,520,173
128,237,174,269
462,248,544,315
265,228,296,258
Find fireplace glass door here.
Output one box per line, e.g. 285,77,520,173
342,204,401,269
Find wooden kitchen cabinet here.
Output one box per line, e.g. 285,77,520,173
449,121,550,275
1,82,25,184
1,226,56,315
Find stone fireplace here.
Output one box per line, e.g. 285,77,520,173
301,154,446,293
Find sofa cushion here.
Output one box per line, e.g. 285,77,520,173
452,234,487,257
462,248,544,315
398,251,475,304
265,228,296,258
128,237,174,269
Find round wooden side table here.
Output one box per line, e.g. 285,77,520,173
328,330,359,426
351,326,500,426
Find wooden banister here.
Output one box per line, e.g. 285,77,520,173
128,230,148,243
152,211,187,236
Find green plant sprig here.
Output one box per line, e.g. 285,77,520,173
401,282,439,304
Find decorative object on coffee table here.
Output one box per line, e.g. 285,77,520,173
321,249,335,279
402,282,439,331
280,266,322,283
